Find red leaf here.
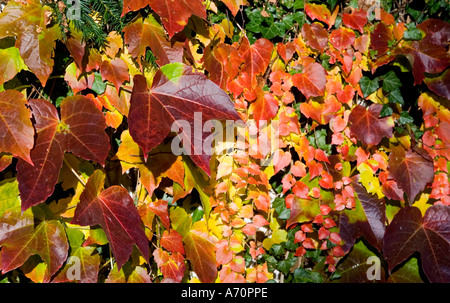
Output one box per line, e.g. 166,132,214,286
305,3,332,28
61,96,110,165
417,19,450,48
370,22,393,58
250,89,279,123
238,37,273,88
342,9,367,33
383,205,450,283
301,23,328,53
401,40,450,85
348,104,394,145
161,229,185,255
0,209,68,282
16,99,65,211
71,170,149,269
424,68,450,100
0,90,34,165
219,0,248,16
292,62,327,99
149,199,171,230
100,58,130,93
343,179,385,252
329,28,356,51
388,146,434,204
123,15,183,66
128,63,240,176
17,97,110,210
123,0,206,37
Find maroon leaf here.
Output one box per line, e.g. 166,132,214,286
17,99,66,211
71,170,149,269
61,96,110,165
370,22,393,58
301,23,328,53
401,40,450,85
338,179,386,253
424,68,450,100
383,205,450,283
100,58,130,93
348,104,394,145
388,146,434,204
128,63,240,176
0,208,68,282
417,19,450,48
17,96,110,211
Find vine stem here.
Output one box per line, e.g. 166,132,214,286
63,158,86,187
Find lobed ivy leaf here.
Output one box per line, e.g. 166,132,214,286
348,104,394,145
388,146,434,205
383,205,450,283
71,170,150,269
17,97,110,211
128,63,240,176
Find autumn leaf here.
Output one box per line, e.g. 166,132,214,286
0,207,68,282
161,229,185,255
183,221,217,283
123,15,183,66
342,9,367,33
329,28,356,51
388,146,434,204
123,0,206,37
238,37,274,88
100,58,130,93
71,170,150,269
52,228,100,283
0,0,61,85
219,0,248,16
0,90,34,165
17,96,110,211
301,23,328,53
383,205,450,283
249,88,279,122
292,62,327,99
338,179,386,252
348,104,394,145
16,99,66,211
128,63,240,176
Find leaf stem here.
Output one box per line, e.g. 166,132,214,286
63,157,87,187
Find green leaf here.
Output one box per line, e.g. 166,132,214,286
359,76,380,98
388,88,404,105
277,257,297,275
380,104,393,117
263,21,285,40
388,257,424,283
382,71,402,92
293,267,324,283
404,23,422,40
91,72,106,95
398,111,414,125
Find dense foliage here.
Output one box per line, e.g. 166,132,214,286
0,0,449,283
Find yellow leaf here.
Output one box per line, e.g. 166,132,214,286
358,163,384,199
262,229,287,250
